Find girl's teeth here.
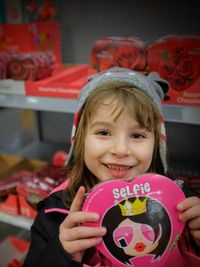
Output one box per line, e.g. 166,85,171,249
107,165,129,171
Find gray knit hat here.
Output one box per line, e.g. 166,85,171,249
66,67,169,173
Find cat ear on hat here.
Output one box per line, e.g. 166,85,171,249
147,72,169,101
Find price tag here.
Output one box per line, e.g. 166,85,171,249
0,79,25,95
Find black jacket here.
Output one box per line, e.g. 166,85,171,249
22,191,82,267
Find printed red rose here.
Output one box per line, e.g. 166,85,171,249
115,46,147,70
168,46,188,63
158,60,177,78
169,74,190,92
178,57,200,80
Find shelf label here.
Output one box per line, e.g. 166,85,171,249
0,79,25,95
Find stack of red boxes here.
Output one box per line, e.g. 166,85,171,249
0,153,69,219
90,35,200,106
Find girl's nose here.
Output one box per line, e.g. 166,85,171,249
110,137,131,158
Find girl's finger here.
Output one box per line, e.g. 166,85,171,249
179,204,200,222
62,237,103,255
61,186,99,228
62,186,86,228
62,226,107,242
177,196,200,211
188,216,200,230
62,211,99,228
70,186,86,213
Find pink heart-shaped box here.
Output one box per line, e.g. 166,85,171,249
82,173,185,267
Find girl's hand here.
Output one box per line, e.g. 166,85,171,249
177,196,200,247
59,186,107,262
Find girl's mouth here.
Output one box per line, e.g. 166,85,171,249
134,242,146,252
104,164,132,178
106,164,131,171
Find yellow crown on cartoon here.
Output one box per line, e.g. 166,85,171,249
117,197,147,216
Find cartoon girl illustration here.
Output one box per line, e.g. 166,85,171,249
102,196,171,265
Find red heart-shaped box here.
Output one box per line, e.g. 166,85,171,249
148,35,200,106
82,173,185,267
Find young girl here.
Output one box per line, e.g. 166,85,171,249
23,67,200,267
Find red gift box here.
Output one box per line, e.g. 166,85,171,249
148,35,200,106
0,154,46,216
17,164,68,219
0,21,61,64
91,36,147,72
17,194,37,219
0,236,30,267
7,51,55,81
0,64,97,98
0,193,20,215
0,169,32,216
25,64,97,98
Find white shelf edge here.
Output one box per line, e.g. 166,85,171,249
0,212,33,230
0,94,199,125
0,94,77,113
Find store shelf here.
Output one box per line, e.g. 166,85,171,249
162,104,200,125
0,94,78,113
16,140,69,162
0,212,33,230
0,94,199,124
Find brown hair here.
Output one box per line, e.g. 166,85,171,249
63,81,163,208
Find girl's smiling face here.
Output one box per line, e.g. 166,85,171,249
84,100,155,182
